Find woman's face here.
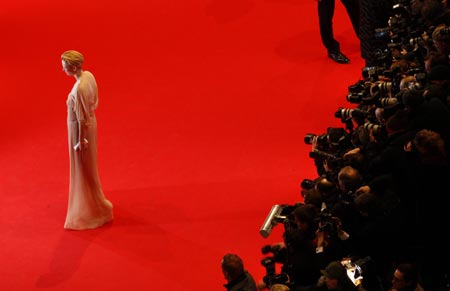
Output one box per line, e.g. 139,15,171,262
62,60,75,76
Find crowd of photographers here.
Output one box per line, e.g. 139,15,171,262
257,0,450,290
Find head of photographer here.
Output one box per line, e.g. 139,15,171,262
222,253,257,291
315,260,364,291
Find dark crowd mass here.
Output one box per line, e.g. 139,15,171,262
223,0,450,291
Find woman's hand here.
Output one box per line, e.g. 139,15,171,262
74,138,89,151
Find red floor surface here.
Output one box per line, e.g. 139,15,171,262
1,1,363,290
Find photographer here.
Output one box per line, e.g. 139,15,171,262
359,0,394,66
315,208,353,264
423,62,450,107
403,129,450,290
280,203,322,289
307,127,353,183
299,260,366,291
258,204,321,291
222,253,257,291
403,87,450,155
419,0,450,27
319,165,364,237
349,191,404,290
387,263,424,291
431,23,450,62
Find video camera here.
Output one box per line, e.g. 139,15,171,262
259,203,303,238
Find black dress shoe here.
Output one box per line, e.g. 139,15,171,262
328,51,350,64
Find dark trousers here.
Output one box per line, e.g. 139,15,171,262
318,0,360,53
359,0,393,66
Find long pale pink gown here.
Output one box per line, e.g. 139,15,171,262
65,70,113,230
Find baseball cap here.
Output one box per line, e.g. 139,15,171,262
321,261,346,280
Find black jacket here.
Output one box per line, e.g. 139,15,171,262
224,271,257,291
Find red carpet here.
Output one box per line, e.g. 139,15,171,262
1,0,363,290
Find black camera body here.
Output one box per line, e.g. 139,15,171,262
335,107,369,121
261,244,288,263
308,149,341,162
300,178,316,190
304,133,328,150
315,208,336,233
261,257,290,288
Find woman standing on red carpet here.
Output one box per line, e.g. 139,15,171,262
61,50,113,230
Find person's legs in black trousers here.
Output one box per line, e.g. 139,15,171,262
318,0,340,52
342,0,360,38
318,0,359,63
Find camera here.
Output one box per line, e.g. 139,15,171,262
259,203,302,238
376,81,394,94
346,80,371,103
362,66,385,81
261,257,290,288
363,122,383,135
348,80,366,93
341,256,375,287
308,149,341,164
300,178,316,190
334,107,369,120
304,133,328,150
378,97,399,107
374,27,390,39
261,244,287,263
315,208,336,233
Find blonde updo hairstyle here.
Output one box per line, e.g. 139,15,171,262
61,50,84,72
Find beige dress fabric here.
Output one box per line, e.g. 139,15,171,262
65,71,113,230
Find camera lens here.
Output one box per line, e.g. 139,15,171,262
261,245,272,254
301,179,316,190
304,134,316,145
